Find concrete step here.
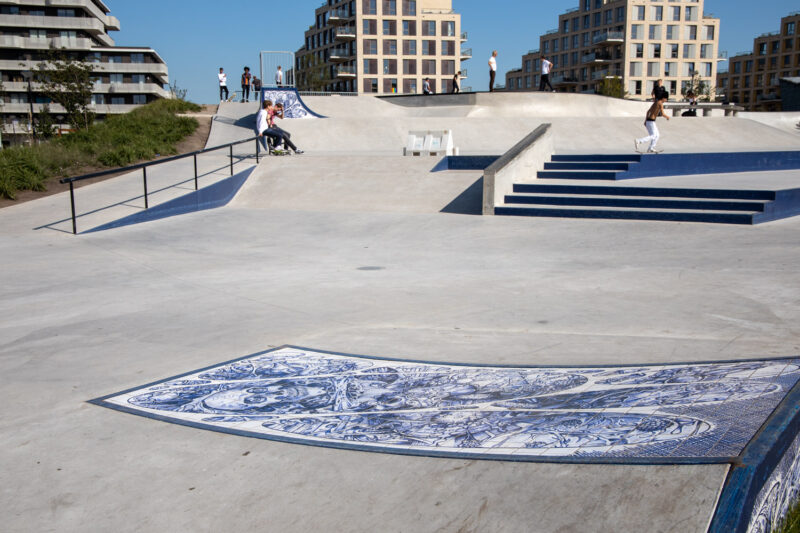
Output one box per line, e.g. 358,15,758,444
537,170,620,180
503,194,768,212
494,205,756,224
551,154,642,163
513,184,778,201
543,162,632,171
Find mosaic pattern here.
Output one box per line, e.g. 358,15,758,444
95,347,800,462
260,89,322,119
747,430,800,533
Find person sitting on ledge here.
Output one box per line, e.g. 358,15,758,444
269,102,303,154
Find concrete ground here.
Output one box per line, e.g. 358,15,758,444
1,92,799,532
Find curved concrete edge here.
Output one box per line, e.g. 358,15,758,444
483,124,553,215
708,381,800,533
83,167,254,234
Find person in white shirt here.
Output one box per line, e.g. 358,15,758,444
275,66,283,87
488,50,498,92
423,77,432,95
218,68,229,101
539,57,554,92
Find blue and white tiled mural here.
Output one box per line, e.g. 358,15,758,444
260,89,322,119
96,347,800,462
747,430,800,533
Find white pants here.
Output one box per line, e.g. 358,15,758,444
637,121,659,151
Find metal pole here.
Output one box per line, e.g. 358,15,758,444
193,153,198,190
69,181,77,235
229,145,234,175
142,166,149,209
27,79,36,142
255,138,259,163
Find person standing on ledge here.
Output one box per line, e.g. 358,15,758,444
241,66,252,103
452,71,461,94
539,57,554,92
488,50,498,92
635,95,670,154
423,77,432,95
275,65,283,87
218,67,228,102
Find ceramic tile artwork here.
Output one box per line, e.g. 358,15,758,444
746,430,800,533
97,347,800,462
261,90,317,119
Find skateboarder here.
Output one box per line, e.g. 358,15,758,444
635,95,670,153
269,103,304,154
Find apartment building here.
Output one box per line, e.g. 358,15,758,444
717,12,800,111
506,0,721,102
296,0,469,94
0,0,169,144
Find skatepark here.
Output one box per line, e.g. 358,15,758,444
2,91,800,532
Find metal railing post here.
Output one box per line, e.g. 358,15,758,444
255,138,259,163
229,145,234,175
193,153,198,190
69,181,77,235
142,167,149,209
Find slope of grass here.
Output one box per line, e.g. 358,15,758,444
0,98,201,200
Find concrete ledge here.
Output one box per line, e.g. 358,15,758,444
482,124,553,215
615,151,800,180
378,92,479,107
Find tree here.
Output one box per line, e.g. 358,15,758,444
33,48,96,131
169,79,188,101
596,76,626,99
682,71,714,102
36,104,57,139
296,54,328,92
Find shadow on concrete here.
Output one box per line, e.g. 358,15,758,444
440,176,483,215
213,113,259,129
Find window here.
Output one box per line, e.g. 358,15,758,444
421,40,435,55
421,59,436,75
383,59,397,75
133,95,146,105
403,59,416,74
647,62,659,77
631,25,643,40
383,20,396,35
92,94,105,105
0,6,20,14
364,78,378,93
111,97,125,105
703,26,715,40
29,29,47,39
363,39,377,54
650,44,661,59
633,6,645,21
363,58,377,74
383,39,397,54
110,73,123,84
403,39,416,55
402,20,416,35
57,8,75,16
59,31,77,39
442,21,455,37
652,6,663,21
442,41,455,56
87,52,101,63
442,60,455,75
670,6,680,21
787,22,796,36
583,15,590,29
363,19,377,35
363,0,376,15
382,78,397,93
131,74,145,84
649,25,661,40
422,21,435,36
666,25,678,40
685,26,697,41
664,62,676,77
382,0,396,15
771,41,780,54
669,44,679,59
632,43,644,58
683,44,696,59
615,7,625,22
685,6,697,21
699,44,712,59
403,79,416,93
630,80,642,95
131,53,145,63
402,0,416,16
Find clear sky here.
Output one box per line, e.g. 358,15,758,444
105,0,799,103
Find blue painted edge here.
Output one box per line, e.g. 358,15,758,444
82,167,254,234
259,87,326,118
615,151,800,180
88,344,799,466
707,379,800,533
438,155,501,171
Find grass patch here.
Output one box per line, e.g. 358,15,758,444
774,497,800,533
0,98,201,200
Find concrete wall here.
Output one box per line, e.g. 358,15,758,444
482,124,553,215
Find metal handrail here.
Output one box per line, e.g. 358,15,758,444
60,135,262,234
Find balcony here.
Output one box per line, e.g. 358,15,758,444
591,69,622,80
0,35,95,50
593,31,625,46
3,15,115,46
461,47,472,60
552,74,580,85
582,52,613,64
334,26,356,40
460,31,468,42
757,92,781,102
328,8,352,24
2,60,169,83
334,65,356,78
328,47,352,62
95,82,169,97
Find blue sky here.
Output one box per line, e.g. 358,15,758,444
106,0,798,103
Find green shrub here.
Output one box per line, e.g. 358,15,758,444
1,98,201,200
774,497,800,533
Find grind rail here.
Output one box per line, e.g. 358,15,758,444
59,136,264,234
